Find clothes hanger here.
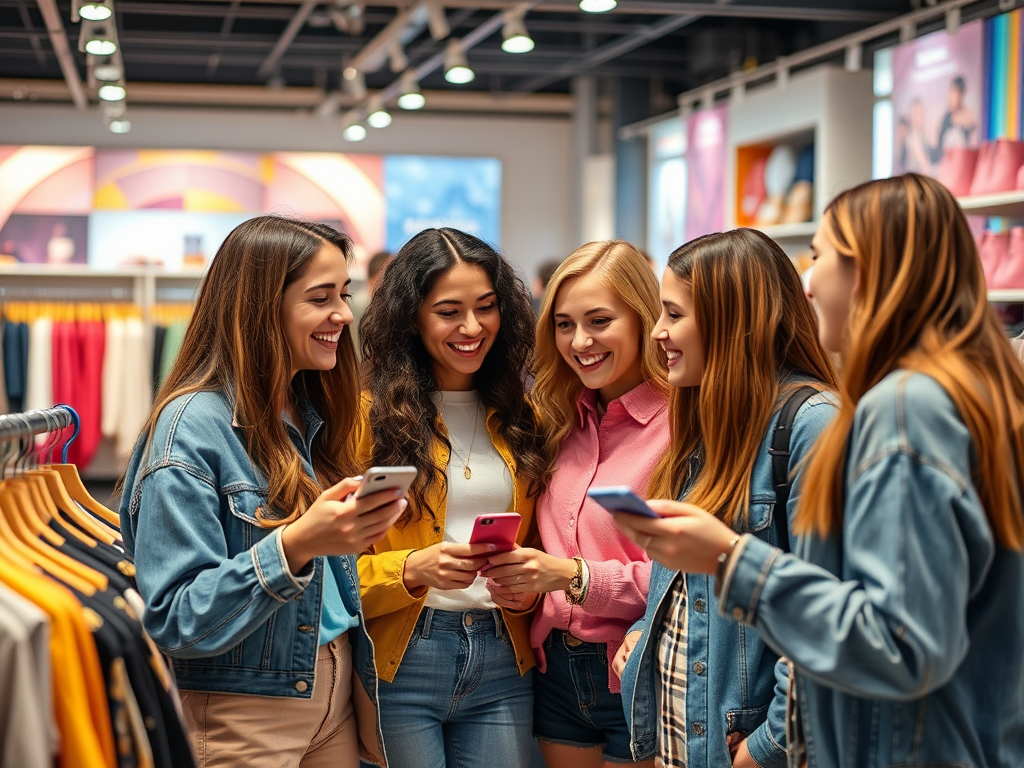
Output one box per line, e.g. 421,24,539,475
0,425,98,595
29,411,107,548
45,405,122,531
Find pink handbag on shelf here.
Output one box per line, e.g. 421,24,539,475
936,147,979,197
968,142,995,197
982,139,1024,194
979,230,1009,286
1001,228,1024,289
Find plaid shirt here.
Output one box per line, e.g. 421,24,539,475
656,574,688,768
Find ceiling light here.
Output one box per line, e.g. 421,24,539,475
77,1,113,21
367,109,392,128
501,16,534,53
109,119,131,134
98,82,126,101
366,95,392,128
579,0,617,13
343,123,367,142
388,40,408,73
85,37,117,56
426,2,450,40
397,71,425,110
444,39,475,84
93,62,122,81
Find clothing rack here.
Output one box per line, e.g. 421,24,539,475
0,405,75,441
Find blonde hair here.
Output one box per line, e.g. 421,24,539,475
649,229,837,527
796,174,1024,548
532,241,669,478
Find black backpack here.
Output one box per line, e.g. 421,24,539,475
767,385,819,553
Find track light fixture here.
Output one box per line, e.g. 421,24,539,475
388,40,408,73
426,2,450,40
366,95,392,128
75,0,113,22
98,81,126,101
579,0,616,13
444,39,475,84
501,11,535,53
397,70,425,110
79,21,117,55
343,123,367,142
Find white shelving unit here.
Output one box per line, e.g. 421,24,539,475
958,190,1024,218
754,221,819,244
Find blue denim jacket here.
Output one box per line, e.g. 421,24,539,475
620,390,837,767
120,391,387,761
719,371,1024,768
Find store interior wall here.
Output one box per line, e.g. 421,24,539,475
0,103,574,281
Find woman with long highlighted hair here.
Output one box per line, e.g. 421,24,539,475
484,241,669,768
612,228,838,768
615,174,1024,766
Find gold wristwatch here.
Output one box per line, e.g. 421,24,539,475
565,556,586,605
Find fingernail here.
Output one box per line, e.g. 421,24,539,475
487,544,497,551
399,499,408,510
352,476,363,482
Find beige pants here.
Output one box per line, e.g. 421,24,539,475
180,634,358,768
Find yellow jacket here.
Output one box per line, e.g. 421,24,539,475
357,399,539,683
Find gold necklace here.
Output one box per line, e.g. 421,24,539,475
446,402,481,480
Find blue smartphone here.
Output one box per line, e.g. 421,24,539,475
587,487,660,518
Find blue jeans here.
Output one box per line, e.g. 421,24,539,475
377,608,534,768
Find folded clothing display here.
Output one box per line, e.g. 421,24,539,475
979,227,1024,289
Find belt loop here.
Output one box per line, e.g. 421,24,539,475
421,608,434,639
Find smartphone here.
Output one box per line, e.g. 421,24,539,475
353,466,417,500
469,513,522,554
587,487,660,519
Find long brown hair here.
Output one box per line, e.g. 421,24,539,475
532,241,669,479
649,228,837,527
796,174,1024,548
360,228,546,524
131,215,361,527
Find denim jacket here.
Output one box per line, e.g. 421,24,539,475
620,389,837,767
120,390,388,764
719,371,1024,768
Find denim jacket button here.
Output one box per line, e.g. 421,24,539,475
732,607,744,621
693,661,706,675
693,598,705,612
294,680,308,693
692,722,705,736
298,625,315,633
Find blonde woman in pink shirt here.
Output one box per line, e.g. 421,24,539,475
485,241,669,768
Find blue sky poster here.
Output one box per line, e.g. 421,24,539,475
384,155,502,251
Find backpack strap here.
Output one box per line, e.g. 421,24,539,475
768,385,819,553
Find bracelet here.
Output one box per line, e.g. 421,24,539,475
714,535,742,601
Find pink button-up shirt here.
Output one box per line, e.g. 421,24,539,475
531,380,670,692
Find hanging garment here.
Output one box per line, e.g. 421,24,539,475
0,584,54,768
101,318,125,441
73,320,106,468
25,318,53,413
118,318,152,459
151,325,166,396
4,320,29,413
158,321,187,386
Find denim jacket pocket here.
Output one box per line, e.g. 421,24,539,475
226,487,275,551
746,501,774,538
725,703,769,737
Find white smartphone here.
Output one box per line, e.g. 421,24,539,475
353,466,418,500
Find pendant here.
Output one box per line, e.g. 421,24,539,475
464,465,472,480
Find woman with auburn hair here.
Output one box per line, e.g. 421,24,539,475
120,216,404,767
484,241,669,768
612,228,838,768
615,174,1024,767
357,228,547,768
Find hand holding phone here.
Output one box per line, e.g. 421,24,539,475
587,486,660,518
469,513,522,554
353,466,417,500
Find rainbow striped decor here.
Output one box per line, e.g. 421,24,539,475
984,8,1024,140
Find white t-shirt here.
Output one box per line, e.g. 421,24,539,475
425,389,514,611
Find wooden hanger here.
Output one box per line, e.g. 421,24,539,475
47,464,122,530
27,467,104,547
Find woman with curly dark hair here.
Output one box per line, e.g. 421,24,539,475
357,227,547,768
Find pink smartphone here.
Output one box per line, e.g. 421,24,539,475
469,513,522,554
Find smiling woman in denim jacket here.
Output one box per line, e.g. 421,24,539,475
616,174,1024,768
357,228,548,768
612,229,838,768
120,216,405,768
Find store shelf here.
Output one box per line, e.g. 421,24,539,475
0,265,206,279
987,289,1024,302
958,190,1024,218
754,221,818,243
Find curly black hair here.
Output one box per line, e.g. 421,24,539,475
360,228,546,524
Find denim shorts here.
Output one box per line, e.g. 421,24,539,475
533,630,644,763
